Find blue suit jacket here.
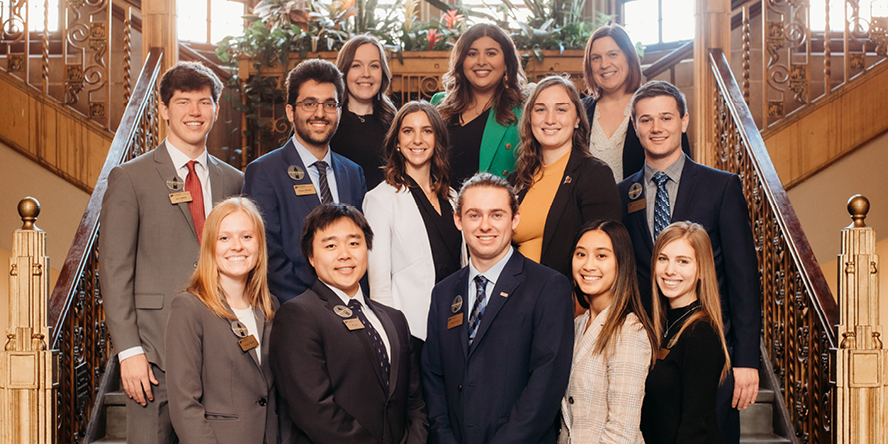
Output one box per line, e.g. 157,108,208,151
617,158,761,368
243,139,367,301
422,251,574,444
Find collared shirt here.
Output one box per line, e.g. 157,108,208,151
327,283,391,358
166,140,212,217
292,136,340,203
466,247,514,316
644,153,686,241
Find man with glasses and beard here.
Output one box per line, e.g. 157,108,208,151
243,59,367,302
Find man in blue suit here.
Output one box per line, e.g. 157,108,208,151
243,59,367,302
618,81,761,444
422,173,574,444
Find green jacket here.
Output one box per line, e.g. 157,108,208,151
431,92,522,179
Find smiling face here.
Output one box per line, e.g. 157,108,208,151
572,229,617,307
454,186,520,272
159,87,219,153
588,36,630,96
531,84,580,153
214,210,260,285
286,79,341,152
655,237,699,308
398,111,436,171
461,36,506,95
633,95,690,170
308,217,368,297
346,43,383,107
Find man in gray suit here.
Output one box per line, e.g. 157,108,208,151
99,61,244,444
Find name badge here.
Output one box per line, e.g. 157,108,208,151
238,335,259,352
344,318,364,331
447,314,463,329
169,191,193,204
294,184,317,196
628,199,646,214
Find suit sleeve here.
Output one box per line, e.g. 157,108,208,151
364,190,395,307
719,175,761,368
270,301,378,443
578,160,623,223
491,272,574,444
421,287,461,444
601,318,652,444
166,295,219,444
676,322,727,443
400,311,429,444
99,166,143,354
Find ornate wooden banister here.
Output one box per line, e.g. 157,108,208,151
642,40,693,80
46,47,163,444
709,47,838,444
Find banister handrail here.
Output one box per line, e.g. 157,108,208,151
642,40,693,80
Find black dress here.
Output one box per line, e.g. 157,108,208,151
448,108,490,189
406,177,461,283
641,301,725,444
330,110,388,189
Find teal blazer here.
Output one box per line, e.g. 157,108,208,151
431,92,522,179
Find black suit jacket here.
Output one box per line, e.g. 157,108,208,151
422,251,574,444
617,157,761,368
583,96,692,180
513,150,622,278
270,280,427,444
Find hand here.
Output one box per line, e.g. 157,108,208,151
120,354,157,406
732,367,759,410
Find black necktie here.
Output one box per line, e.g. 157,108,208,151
347,299,390,387
314,160,334,204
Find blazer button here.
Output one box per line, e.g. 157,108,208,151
193,262,197,268
457,384,463,392
258,398,267,406
568,396,574,404
502,170,508,176
505,143,512,150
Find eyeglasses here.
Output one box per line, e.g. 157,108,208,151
294,99,341,113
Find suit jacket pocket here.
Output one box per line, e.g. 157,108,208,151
204,412,239,421
134,293,164,309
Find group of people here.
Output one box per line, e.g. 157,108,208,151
98,21,762,444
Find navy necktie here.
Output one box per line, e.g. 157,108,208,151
653,172,671,239
314,160,334,204
468,275,489,345
347,299,390,387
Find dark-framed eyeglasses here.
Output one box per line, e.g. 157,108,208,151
294,99,341,113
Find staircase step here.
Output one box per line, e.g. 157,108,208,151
103,390,127,439
104,391,127,406
740,433,792,443
740,402,774,435
756,388,775,403
94,438,126,444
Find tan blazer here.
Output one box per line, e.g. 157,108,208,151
166,292,278,444
99,143,244,370
559,307,652,444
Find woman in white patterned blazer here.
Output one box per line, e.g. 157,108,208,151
559,219,658,444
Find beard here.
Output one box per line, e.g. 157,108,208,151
293,115,339,147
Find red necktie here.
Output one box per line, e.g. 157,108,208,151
185,160,206,243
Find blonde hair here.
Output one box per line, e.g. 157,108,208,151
650,221,730,380
185,197,275,320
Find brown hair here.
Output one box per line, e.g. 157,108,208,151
650,221,731,381
437,23,526,126
454,172,519,217
159,61,223,105
335,35,397,127
286,59,345,107
382,101,452,201
186,197,275,321
513,75,590,192
583,25,642,99
629,80,687,121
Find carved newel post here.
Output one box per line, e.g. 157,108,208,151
836,195,887,443
0,198,59,443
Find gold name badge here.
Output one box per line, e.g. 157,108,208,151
447,314,463,329
238,335,259,352
294,184,317,196
628,199,646,214
344,318,364,331
169,191,193,204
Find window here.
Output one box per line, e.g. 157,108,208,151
28,0,61,32
622,0,694,46
178,0,246,45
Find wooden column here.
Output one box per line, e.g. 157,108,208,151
836,195,888,444
0,198,58,444
142,0,177,141
693,0,730,167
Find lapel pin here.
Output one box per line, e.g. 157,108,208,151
451,295,463,313
333,305,353,318
563,176,572,184
288,165,305,181
628,182,643,200
500,292,508,298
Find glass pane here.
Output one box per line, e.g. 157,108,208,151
661,0,694,43
211,0,246,44
29,0,61,32
809,0,845,31
178,1,209,43
623,0,660,46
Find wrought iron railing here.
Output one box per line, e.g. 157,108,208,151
709,47,838,444
46,47,163,444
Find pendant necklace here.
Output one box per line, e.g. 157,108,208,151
663,305,701,340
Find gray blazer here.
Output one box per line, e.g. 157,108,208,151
99,143,244,370
166,292,278,444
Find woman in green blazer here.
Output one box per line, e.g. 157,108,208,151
431,23,526,188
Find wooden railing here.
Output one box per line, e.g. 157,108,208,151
709,48,838,444
46,47,163,444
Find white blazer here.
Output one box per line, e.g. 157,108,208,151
363,182,462,340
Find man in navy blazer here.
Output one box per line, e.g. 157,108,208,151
422,173,574,444
618,81,761,444
243,59,367,301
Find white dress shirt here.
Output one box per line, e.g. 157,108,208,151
466,247,514,316
327,283,391,358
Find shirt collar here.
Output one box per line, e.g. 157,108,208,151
326,282,368,308
644,151,686,184
468,246,514,287
165,139,208,174
291,135,332,169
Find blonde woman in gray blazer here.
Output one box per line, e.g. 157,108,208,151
365,101,464,342
166,197,279,444
559,220,657,444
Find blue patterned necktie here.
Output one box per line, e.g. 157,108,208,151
653,172,671,239
347,299,390,387
313,160,334,204
468,275,489,345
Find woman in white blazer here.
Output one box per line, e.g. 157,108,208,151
364,101,463,344
559,219,658,444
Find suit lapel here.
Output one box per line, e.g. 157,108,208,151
282,141,322,212
540,151,581,260
207,155,224,204
447,268,470,359
369,300,400,397
257,307,273,388
468,254,523,358
671,157,698,221
624,169,654,252
331,153,352,205
571,307,607,365
153,143,198,241
478,108,507,172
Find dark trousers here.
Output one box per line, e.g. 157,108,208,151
716,369,740,444
125,364,178,444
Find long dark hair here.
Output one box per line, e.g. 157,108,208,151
571,219,657,365
437,23,526,126
382,101,452,201
335,35,397,127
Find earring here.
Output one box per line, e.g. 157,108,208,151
396,145,401,152
503,73,509,89
574,124,579,129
